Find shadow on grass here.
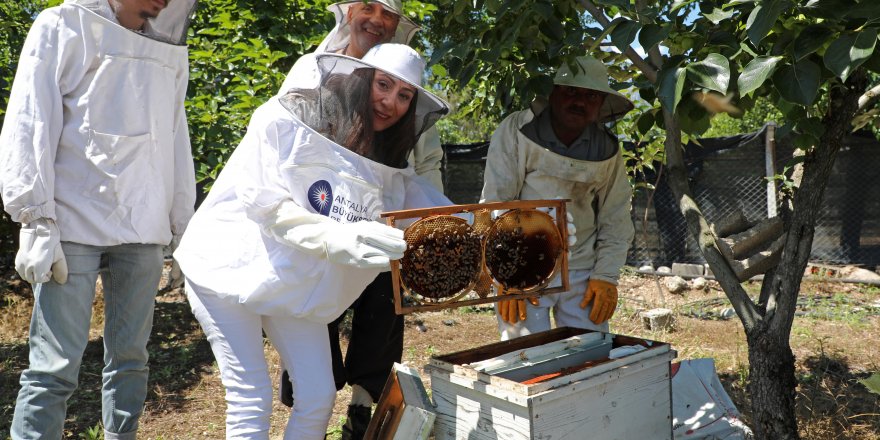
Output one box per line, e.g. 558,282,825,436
717,352,880,440
0,292,215,438
797,353,880,439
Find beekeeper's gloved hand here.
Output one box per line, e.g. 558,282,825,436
285,221,406,269
164,234,184,290
15,218,68,284
497,289,539,324
580,279,618,324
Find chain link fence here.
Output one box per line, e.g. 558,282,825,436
443,127,880,271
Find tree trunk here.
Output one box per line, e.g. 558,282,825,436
746,326,799,439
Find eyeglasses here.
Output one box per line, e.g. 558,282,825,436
558,86,606,102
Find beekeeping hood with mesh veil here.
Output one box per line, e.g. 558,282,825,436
174,44,451,321
72,0,197,45
0,0,198,247
303,43,449,141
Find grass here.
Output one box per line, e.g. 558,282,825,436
1,267,879,439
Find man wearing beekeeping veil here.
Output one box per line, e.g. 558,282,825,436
481,55,635,340
0,0,198,438
276,3,446,437
174,43,450,438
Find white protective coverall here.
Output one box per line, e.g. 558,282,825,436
277,1,444,189
0,0,197,438
174,44,450,439
0,0,196,245
175,96,447,321
480,100,635,337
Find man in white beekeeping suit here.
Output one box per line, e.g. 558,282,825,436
275,2,446,438
481,54,635,341
0,0,197,438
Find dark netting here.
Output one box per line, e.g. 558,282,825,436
626,126,880,268
441,126,880,270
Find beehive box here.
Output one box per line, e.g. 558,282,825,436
426,327,676,440
381,200,570,315
364,363,435,440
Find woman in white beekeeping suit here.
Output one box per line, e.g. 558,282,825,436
173,43,450,439
481,55,635,340
1,0,197,438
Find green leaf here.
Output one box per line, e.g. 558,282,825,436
823,30,878,82
860,373,880,395
746,0,785,46
801,0,880,20
703,6,735,24
541,16,565,41
636,110,657,135
610,19,641,52
863,49,880,73
639,24,670,51
738,56,783,96
792,24,834,61
773,59,821,105
687,53,730,94
658,66,687,111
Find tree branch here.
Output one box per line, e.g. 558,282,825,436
661,110,761,329
858,83,880,111
770,70,868,336
580,0,659,83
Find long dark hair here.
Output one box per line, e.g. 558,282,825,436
322,68,418,167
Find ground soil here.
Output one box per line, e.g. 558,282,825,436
1,264,878,439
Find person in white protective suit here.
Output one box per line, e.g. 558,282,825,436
481,55,635,340
173,43,450,440
0,0,198,438
275,3,445,435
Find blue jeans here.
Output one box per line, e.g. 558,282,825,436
11,242,163,440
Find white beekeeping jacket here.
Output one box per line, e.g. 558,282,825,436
0,0,198,246
174,95,449,322
480,106,635,284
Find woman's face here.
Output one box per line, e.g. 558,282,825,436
371,71,415,132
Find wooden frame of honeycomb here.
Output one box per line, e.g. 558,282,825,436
381,199,570,315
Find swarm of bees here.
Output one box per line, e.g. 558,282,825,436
399,209,564,300
400,216,483,300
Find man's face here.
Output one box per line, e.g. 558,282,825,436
548,85,606,134
112,0,169,29
346,2,401,58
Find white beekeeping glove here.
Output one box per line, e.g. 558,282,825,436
265,200,406,269
284,220,406,269
15,218,68,284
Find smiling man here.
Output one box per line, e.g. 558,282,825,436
0,0,197,438
480,55,636,341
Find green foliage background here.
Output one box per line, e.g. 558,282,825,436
0,0,816,257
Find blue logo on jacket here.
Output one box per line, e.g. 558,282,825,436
308,180,333,216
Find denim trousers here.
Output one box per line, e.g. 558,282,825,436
496,269,610,340
186,282,336,440
11,242,163,440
